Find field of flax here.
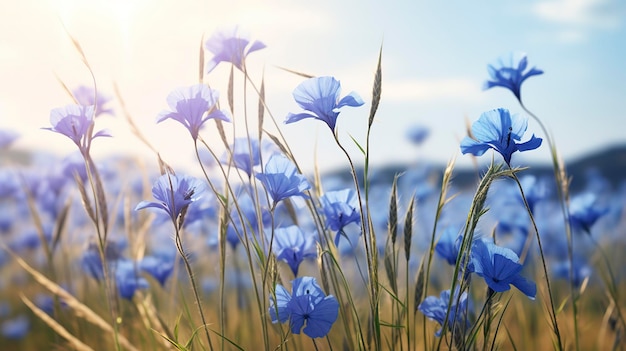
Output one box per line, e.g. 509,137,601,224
0,27,624,351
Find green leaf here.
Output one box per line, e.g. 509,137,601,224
348,134,366,156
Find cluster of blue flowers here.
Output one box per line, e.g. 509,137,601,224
0,26,620,348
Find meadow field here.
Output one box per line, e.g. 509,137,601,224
0,26,624,351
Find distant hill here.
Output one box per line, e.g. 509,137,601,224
324,143,626,193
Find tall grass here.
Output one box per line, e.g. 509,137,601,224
0,28,624,351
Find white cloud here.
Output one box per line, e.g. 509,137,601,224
532,0,622,43
533,0,621,28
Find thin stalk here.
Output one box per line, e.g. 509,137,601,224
194,139,270,350
171,205,213,350
422,158,455,350
82,155,122,351
519,101,567,351
510,172,561,349
333,134,379,349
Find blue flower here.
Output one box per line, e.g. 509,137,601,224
319,189,361,246
285,76,364,132
255,154,310,207
269,277,339,338
205,27,266,73
435,227,462,266
157,84,230,141
1,315,30,340
72,85,114,117
271,225,317,276
269,284,292,324
115,260,149,300
0,129,19,149
552,257,592,288
460,108,542,165
224,137,261,178
226,192,270,248
135,173,206,225
80,240,127,281
418,288,470,337
44,104,111,155
406,123,430,145
484,52,543,101
569,193,609,234
517,175,550,213
470,239,536,299
140,253,175,287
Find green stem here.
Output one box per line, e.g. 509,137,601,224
519,101,567,351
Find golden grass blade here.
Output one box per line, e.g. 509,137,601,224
19,176,52,257
198,34,205,84
157,153,175,176
403,196,415,262
273,65,314,78
383,247,397,295
55,74,79,104
257,74,265,142
4,247,140,351
368,45,383,128
59,21,99,117
113,82,159,155
73,171,97,225
228,65,235,115
413,258,425,315
20,294,95,351
88,157,110,236
51,197,72,255
263,131,289,158
388,175,399,245
212,120,230,150
317,245,330,294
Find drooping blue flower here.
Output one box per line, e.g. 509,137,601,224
255,154,310,207
285,76,364,132
319,189,361,246
569,192,609,234
418,288,471,337
271,225,317,276
269,277,339,338
460,108,542,165
135,173,206,225
72,85,114,117
470,238,536,299
484,52,543,101
205,27,266,73
44,104,111,155
157,84,230,141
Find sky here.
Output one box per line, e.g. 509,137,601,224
1,0,625,174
